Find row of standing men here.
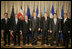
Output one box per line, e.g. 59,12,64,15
1,12,71,48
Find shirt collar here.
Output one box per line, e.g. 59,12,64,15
54,18,57,19
15,18,18,20
5,18,7,20
25,20,27,21
64,18,67,21
34,16,36,19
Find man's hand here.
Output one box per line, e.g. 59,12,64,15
48,30,49,32
10,30,13,35
20,30,22,35
59,30,62,33
1,30,4,33
9,30,11,32
38,28,40,31
50,30,52,33
59,30,61,33
68,31,70,33
11,30,13,33
29,28,32,31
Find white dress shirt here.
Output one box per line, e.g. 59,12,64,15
34,16,36,20
5,18,7,20
15,18,18,24
54,18,57,25
5,18,7,23
25,20,28,23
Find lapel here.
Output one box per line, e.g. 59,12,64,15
65,18,68,24
53,19,55,25
56,18,58,25
63,18,68,24
25,20,28,24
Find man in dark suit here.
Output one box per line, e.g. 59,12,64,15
49,13,61,46
10,14,21,46
21,15,30,45
61,13,70,48
40,12,50,45
29,12,39,45
68,19,71,39
1,13,11,46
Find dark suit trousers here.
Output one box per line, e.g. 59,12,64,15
63,32,69,48
22,31,29,45
13,31,20,45
32,30,37,44
3,30,10,45
42,30,48,45
51,31,59,46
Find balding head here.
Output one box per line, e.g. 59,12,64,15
44,12,48,17
25,15,28,20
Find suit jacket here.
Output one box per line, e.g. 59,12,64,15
10,19,21,32
1,18,11,31
21,20,30,33
49,18,61,33
40,17,50,31
30,17,39,31
61,18,70,34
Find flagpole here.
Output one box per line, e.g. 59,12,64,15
21,1,22,6
24,1,25,17
40,1,41,18
13,1,14,7
6,1,7,12
57,1,59,19
16,2,18,14
34,1,35,12
39,1,41,19
56,1,58,17
59,1,61,19
4,1,5,13
48,3,50,18
12,1,14,9
32,1,35,16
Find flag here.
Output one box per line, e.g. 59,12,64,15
50,5,54,18
61,6,64,19
10,5,15,39
36,5,39,17
33,7,35,12
10,5,15,22
42,4,46,17
27,5,31,20
60,5,64,39
18,6,24,21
